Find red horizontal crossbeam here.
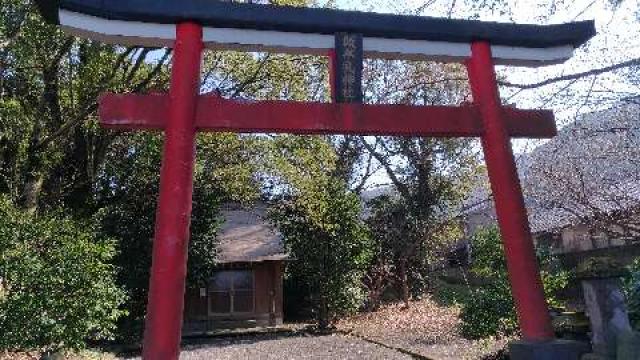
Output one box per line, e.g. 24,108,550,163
99,94,556,138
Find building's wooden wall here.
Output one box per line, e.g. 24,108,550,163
253,262,284,321
183,261,284,334
184,287,208,320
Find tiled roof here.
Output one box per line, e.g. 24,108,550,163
215,204,288,264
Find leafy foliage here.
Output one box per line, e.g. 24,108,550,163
459,228,517,338
94,132,260,342
363,139,472,308
365,194,442,308
0,196,126,352
460,227,569,339
0,0,172,213
1,0,327,348
460,282,519,340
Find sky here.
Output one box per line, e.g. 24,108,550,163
146,0,638,187
320,0,640,187
330,0,640,153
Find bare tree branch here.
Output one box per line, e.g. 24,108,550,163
360,137,412,200
499,57,640,89
352,150,375,195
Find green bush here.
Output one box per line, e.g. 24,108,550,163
0,197,127,353
460,282,519,338
459,227,515,338
460,227,569,339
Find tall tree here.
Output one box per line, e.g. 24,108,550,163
0,0,273,342
0,0,172,212
266,135,372,329
360,60,479,308
94,132,262,341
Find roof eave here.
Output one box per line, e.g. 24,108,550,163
36,0,595,66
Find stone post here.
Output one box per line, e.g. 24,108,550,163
582,277,632,359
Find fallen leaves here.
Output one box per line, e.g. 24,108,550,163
336,296,511,360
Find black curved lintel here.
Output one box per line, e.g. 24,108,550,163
35,0,595,49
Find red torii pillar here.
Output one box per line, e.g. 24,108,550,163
141,23,203,360
466,42,554,341
101,23,559,360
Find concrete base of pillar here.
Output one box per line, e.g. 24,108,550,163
509,339,590,360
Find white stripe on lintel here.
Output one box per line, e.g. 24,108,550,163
59,9,574,67
203,27,334,54
492,44,574,65
59,10,176,48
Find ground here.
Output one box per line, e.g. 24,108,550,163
336,296,511,360
123,333,413,360
1,350,116,360
122,296,509,360
3,297,509,360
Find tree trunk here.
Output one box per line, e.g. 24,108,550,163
318,294,329,331
19,172,43,213
366,278,383,312
399,261,410,309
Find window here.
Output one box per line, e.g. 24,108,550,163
209,270,254,314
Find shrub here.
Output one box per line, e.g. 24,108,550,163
460,282,518,338
460,227,569,339
0,197,127,353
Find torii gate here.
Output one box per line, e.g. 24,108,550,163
36,1,595,359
